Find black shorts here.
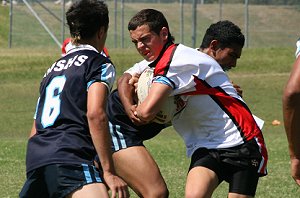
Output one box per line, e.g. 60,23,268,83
19,163,104,198
107,90,168,152
189,139,264,196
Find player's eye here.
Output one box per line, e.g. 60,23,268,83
141,35,151,43
230,53,238,59
132,40,138,45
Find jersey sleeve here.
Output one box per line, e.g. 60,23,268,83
33,97,40,119
151,44,200,94
86,56,116,93
152,76,175,89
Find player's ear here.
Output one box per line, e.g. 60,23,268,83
160,27,169,40
97,26,106,40
210,40,219,51
208,40,220,58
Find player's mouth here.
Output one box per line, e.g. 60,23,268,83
141,50,152,59
142,49,150,56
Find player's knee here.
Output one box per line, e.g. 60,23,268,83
185,188,212,198
159,187,169,198
153,186,169,198
185,192,203,198
144,185,169,198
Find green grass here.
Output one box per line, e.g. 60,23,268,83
1,46,300,197
0,6,9,47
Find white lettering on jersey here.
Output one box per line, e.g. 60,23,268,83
64,55,78,69
74,55,88,67
55,60,66,72
44,62,56,77
44,55,89,77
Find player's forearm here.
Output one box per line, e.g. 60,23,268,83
118,74,137,109
283,91,300,159
283,107,300,159
136,83,172,122
88,113,116,174
283,57,300,158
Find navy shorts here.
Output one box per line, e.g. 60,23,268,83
189,139,264,196
19,163,104,198
107,90,168,152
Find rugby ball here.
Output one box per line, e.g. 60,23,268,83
136,68,178,124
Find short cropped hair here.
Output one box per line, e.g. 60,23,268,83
66,0,109,42
200,20,245,49
128,9,174,42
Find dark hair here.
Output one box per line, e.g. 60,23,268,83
200,20,245,49
66,0,109,43
128,9,174,42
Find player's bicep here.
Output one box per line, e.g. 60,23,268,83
287,57,300,93
87,82,108,117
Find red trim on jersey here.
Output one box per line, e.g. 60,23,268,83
61,38,72,55
102,47,110,58
153,43,178,76
184,76,268,175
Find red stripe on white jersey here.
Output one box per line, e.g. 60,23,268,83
184,76,268,175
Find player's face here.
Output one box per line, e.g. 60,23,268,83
215,44,242,71
130,25,167,62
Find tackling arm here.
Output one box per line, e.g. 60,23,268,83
117,73,147,125
117,73,137,110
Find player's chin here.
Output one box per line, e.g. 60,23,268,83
143,53,156,62
222,66,232,72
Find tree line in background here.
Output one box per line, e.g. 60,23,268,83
121,0,300,6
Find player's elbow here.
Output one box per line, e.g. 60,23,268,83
137,108,156,122
283,87,300,108
87,109,107,124
117,73,131,87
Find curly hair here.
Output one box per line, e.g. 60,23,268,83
128,9,174,42
66,0,109,44
200,20,245,49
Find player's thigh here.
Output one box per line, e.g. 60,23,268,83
113,146,167,192
19,168,48,198
67,183,109,198
185,166,219,198
228,167,259,197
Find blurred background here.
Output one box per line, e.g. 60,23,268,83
2,0,300,50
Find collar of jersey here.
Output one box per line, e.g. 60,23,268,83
67,44,99,55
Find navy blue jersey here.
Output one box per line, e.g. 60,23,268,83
26,45,115,173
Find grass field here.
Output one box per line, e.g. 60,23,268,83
1,2,300,198
1,46,300,197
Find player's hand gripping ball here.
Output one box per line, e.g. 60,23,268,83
136,68,185,124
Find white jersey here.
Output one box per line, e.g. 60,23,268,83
126,43,267,163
